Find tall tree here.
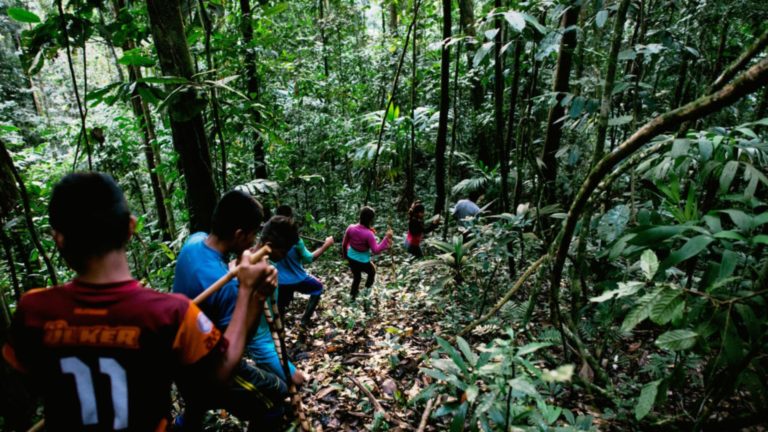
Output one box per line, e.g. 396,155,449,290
434,0,452,216
540,2,581,214
146,0,218,232
493,0,507,211
239,0,268,179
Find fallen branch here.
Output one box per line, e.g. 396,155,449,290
346,375,411,429
416,398,436,432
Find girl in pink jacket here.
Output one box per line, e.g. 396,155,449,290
341,206,392,299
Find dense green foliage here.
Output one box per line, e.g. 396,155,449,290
1,0,767,430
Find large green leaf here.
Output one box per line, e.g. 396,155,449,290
436,337,468,374
640,249,659,280
621,288,665,332
456,337,478,367
628,226,689,246
649,288,682,325
659,235,714,271
635,380,661,420
655,329,698,351
590,281,644,303
7,7,41,23
597,205,630,243
504,11,526,32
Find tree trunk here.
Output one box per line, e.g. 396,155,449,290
239,0,268,179
146,0,218,233
493,0,507,212
459,0,482,109
434,0,451,216
572,0,631,318
0,138,58,286
540,2,581,213
406,0,419,207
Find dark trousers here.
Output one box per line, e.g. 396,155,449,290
347,258,375,299
179,358,287,431
278,276,324,326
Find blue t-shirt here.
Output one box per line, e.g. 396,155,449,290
173,232,295,380
274,239,314,285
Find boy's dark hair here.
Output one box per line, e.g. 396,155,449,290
211,190,264,240
468,189,481,203
49,172,131,273
260,216,299,250
408,201,425,219
275,204,293,218
359,206,375,227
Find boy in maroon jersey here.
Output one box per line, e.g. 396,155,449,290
2,172,276,431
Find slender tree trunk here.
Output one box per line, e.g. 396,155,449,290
494,0,507,212
0,138,58,286
1,228,20,302
540,2,581,217
406,0,419,207
713,20,729,80
239,0,268,178
459,0,482,109
146,0,218,232
110,0,173,240
197,0,228,190
365,0,422,205
572,0,631,318
444,40,462,239
434,0,452,216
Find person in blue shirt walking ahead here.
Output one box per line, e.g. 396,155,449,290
273,205,334,328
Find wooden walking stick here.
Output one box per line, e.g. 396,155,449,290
263,295,312,432
26,245,274,432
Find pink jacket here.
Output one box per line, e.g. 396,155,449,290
342,224,390,256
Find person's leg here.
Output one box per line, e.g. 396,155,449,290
364,262,376,288
223,359,288,430
348,258,363,299
277,285,295,319
292,276,324,327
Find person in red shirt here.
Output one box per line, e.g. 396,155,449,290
1,172,276,431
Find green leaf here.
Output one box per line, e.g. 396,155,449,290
456,337,478,367
719,160,739,193
590,281,643,303
119,53,156,67
608,115,633,126
628,225,689,246
713,230,746,241
720,209,753,231
753,234,768,246
521,12,547,34
464,385,479,403
436,337,468,374
450,401,468,432
516,342,553,356
7,7,41,23
635,380,661,420
659,235,714,271
655,329,698,351
595,10,608,28
542,364,575,383
0,124,20,135
509,377,539,397
649,288,682,325
718,250,739,281
640,249,659,280
621,288,665,332
504,11,526,32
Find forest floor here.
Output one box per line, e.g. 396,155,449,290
285,251,446,432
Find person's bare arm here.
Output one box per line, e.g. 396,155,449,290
311,236,335,260
214,250,277,382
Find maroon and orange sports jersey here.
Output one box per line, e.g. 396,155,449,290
2,279,223,431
